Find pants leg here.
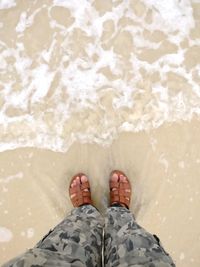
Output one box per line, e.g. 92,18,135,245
3,205,103,267
104,206,175,267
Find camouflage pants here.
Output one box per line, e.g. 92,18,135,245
3,205,175,267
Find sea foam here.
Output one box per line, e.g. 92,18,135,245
0,0,199,152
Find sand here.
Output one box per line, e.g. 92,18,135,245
1,119,200,266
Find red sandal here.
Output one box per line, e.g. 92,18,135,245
109,170,132,209
69,173,93,207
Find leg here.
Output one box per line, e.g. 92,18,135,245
3,173,103,267
104,206,175,267
3,205,103,267
104,170,175,267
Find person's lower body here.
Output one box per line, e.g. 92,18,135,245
105,205,175,267
3,205,103,267
3,204,175,267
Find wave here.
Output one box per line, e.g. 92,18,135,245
0,0,199,152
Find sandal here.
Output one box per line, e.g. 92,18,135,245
109,170,131,209
69,173,93,207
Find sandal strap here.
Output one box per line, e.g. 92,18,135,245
111,190,130,197
111,195,130,207
74,195,92,206
74,196,92,207
110,181,130,189
81,181,90,190
69,181,90,194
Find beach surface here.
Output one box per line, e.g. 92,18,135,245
0,1,200,266
1,120,200,266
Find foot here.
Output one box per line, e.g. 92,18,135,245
69,173,93,207
109,170,131,209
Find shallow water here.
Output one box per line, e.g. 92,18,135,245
0,0,200,266
0,0,200,151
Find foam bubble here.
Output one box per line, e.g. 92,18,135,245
0,227,13,242
180,252,185,260
143,0,194,36
0,172,24,184
0,0,199,153
27,228,34,238
0,0,16,9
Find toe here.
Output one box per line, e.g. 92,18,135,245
111,172,119,182
121,175,128,183
70,179,76,188
121,175,131,192
81,175,89,192
75,176,80,183
70,179,77,199
81,175,88,183
110,172,119,191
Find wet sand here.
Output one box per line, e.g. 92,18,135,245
1,119,200,266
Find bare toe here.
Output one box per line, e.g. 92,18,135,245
71,180,77,187
121,175,128,182
121,175,130,192
81,175,88,183
111,172,119,182
111,172,118,191
75,176,80,184
70,177,80,199
81,175,89,192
